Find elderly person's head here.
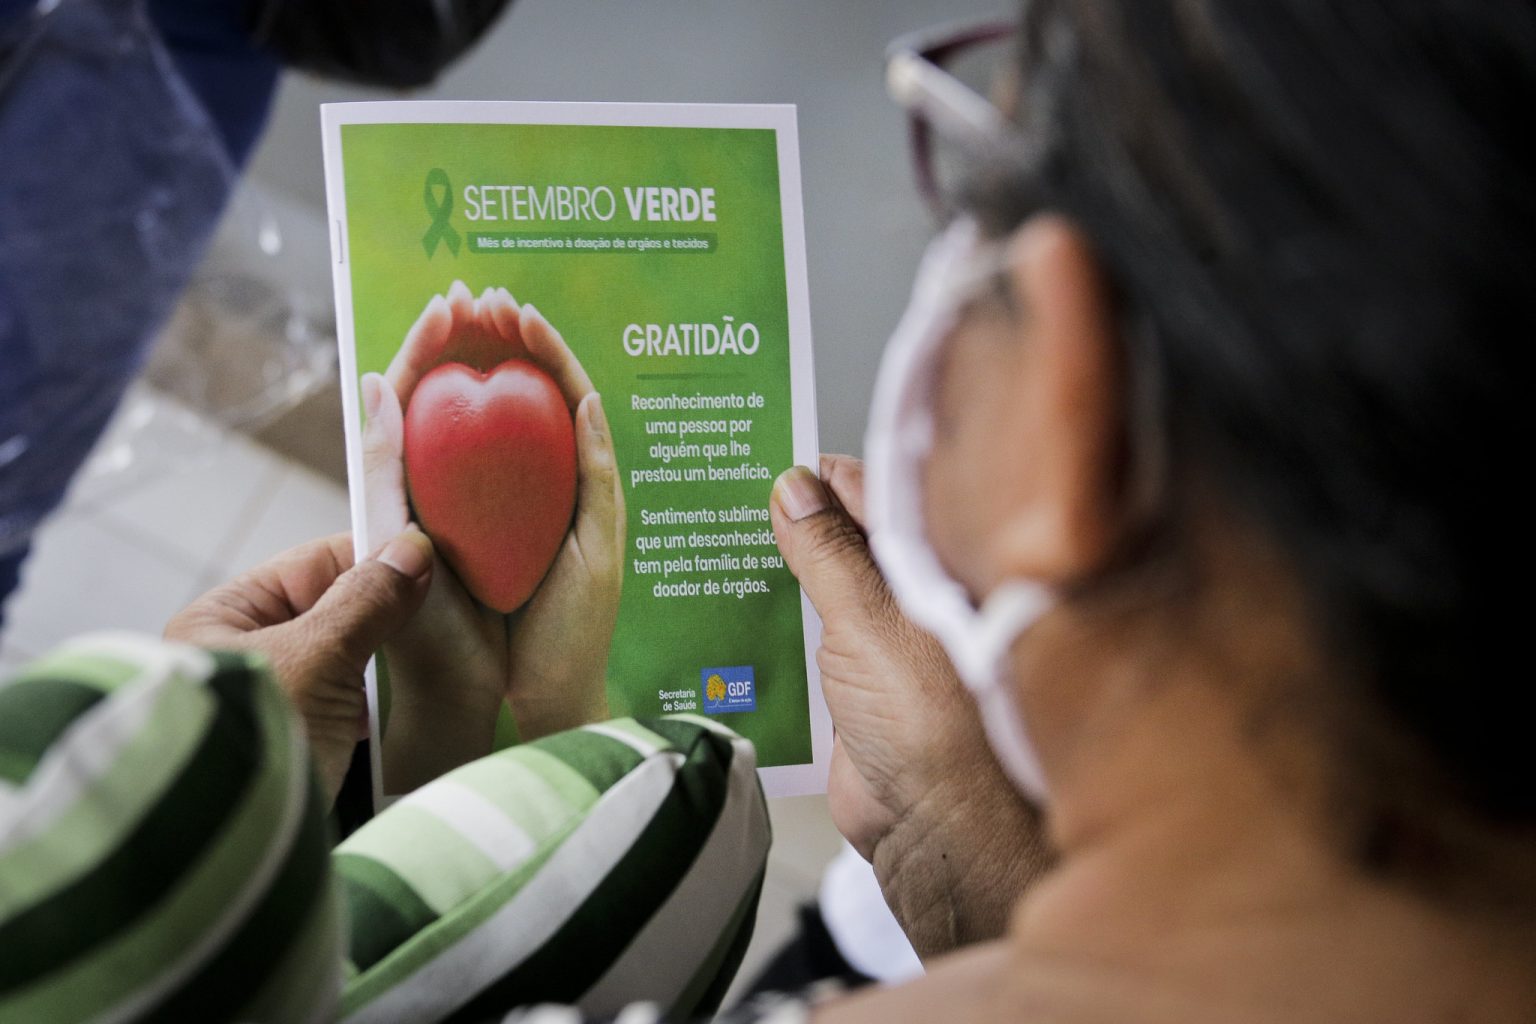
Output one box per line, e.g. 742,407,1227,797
865,0,1531,955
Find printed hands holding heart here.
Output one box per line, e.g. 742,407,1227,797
361,280,625,793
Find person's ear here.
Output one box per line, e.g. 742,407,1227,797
991,214,1124,585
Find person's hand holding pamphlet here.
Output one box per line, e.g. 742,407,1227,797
321,102,829,807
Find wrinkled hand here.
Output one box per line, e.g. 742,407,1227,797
770,456,1048,957
164,530,434,806
769,456,980,853
361,281,624,791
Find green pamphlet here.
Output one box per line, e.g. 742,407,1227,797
322,101,828,805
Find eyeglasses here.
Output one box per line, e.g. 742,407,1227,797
886,19,1036,221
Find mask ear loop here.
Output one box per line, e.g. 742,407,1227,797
934,242,1059,801
867,218,1060,803
866,220,1016,639
959,582,1054,799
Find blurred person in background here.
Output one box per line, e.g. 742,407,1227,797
0,0,514,621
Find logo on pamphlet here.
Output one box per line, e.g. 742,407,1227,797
701,666,755,714
422,168,460,258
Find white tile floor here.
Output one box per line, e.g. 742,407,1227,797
0,383,846,1005
0,386,351,663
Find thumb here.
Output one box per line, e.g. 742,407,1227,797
770,466,890,623
298,527,435,668
572,392,625,574
361,373,410,540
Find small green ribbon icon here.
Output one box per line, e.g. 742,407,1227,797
422,168,460,258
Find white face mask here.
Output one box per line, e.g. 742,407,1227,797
864,218,1055,802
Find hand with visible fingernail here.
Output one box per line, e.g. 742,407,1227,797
165,531,434,805
769,456,1045,956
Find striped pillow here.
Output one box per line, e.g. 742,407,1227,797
335,715,770,1024
0,632,342,1024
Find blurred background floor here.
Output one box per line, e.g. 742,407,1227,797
1,0,1006,1001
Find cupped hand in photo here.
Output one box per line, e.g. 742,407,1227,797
360,281,626,793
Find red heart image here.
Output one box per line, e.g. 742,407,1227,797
403,360,577,613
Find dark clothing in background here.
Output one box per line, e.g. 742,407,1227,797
0,0,278,617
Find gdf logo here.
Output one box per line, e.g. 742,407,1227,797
700,665,756,714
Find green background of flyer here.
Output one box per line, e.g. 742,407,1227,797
340,121,811,768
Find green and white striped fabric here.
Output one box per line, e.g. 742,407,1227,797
0,631,343,1024
2,633,771,1024
336,715,770,1024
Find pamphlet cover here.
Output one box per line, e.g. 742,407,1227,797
321,101,828,806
